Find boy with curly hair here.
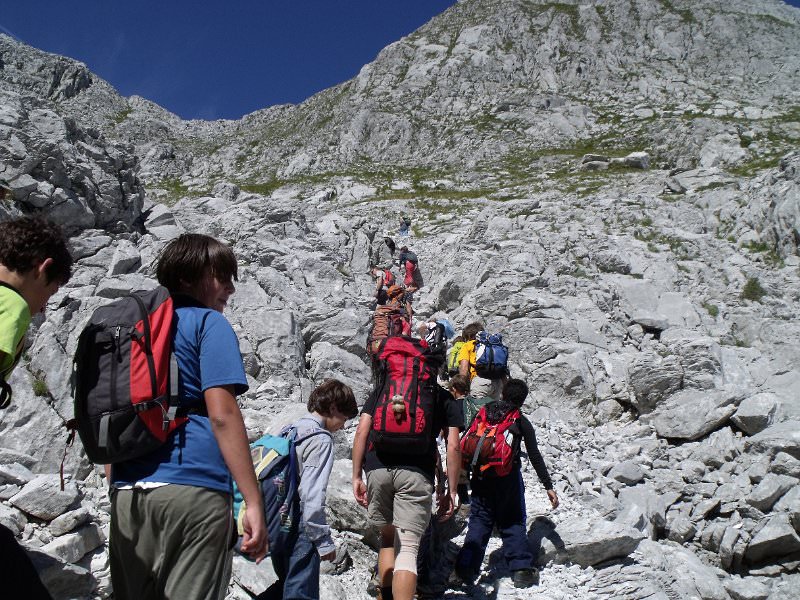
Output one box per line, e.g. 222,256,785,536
0,216,73,599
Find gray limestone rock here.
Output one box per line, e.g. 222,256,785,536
731,394,779,435
0,462,36,485
723,576,770,600
746,474,796,512
40,523,105,564
28,549,95,599
744,421,800,460
608,461,645,486
770,452,800,478
668,515,697,543
745,513,800,563
231,554,278,596
9,476,82,521
49,508,92,537
538,517,645,567
649,388,741,441
0,502,28,535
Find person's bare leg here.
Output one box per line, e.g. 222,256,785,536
378,526,396,593
392,571,417,600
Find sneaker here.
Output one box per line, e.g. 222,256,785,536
512,568,540,588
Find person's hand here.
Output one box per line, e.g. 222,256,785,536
321,550,336,561
240,503,268,563
353,477,368,507
439,490,459,522
547,489,559,509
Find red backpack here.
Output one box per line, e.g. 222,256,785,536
72,287,186,464
382,269,396,288
460,405,520,477
370,336,441,454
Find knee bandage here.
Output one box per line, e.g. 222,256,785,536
393,528,421,575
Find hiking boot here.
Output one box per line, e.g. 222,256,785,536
512,568,539,588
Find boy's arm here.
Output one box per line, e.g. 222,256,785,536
442,426,461,520
351,413,371,507
206,385,267,562
297,433,336,557
519,416,554,491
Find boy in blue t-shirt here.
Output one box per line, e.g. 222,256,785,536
108,234,267,600
0,217,73,600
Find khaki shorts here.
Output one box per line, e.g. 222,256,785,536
471,376,502,401
366,468,433,536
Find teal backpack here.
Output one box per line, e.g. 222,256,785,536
233,423,331,557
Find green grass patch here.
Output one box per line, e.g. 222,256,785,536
32,375,49,397
740,277,766,303
703,303,719,318
112,107,132,125
743,241,784,268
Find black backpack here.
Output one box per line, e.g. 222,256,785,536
72,287,188,464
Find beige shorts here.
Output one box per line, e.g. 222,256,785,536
471,376,502,401
366,468,433,536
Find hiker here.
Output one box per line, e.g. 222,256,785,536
447,374,486,508
108,233,267,600
370,266,396,306
457,322,506,401
398,215,411,239
258,379,358,600
398,246,423,320
454,379,559,589
443,335,465,381
352,335,462,600
371,236,396,270
0,217,73,600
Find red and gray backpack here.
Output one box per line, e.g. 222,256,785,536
460,405,520,477
72,286,187,464
370,336,442,454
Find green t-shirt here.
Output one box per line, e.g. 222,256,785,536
0,283,31,382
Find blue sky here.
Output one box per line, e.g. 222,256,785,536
2,1,799,120
0,1,456,120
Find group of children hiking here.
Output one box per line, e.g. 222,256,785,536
361,240,560,599
0,216,558,600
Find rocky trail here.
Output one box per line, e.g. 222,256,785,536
1,0,800,597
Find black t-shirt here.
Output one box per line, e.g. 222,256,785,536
362,384,463,482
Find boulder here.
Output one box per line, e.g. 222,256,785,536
536,517,645,567
0,462,36,485
731,393,778,435
628,354,683,414
28,549,95,599
9,476,81,520
744,421,800,459
0,502,27,535
608,461,645,485
231,554,278,596
723,576,770,600
745,513,800,563
0,448,38,469
667,515,696,543
325,460,368,535
40,523,105,564
649,388,740,441
746,474,795,512
770,452,800,478
49,508,91,536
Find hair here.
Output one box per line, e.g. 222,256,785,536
452,335,463,344
503,379,529,407
462,322,484,342
0,217,73,284
156,234,237,294
384,237,396,255
399,245,409,253
448,374,470,396
307,379,358,419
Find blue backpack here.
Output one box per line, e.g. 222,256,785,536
233,423,331,557
474,332,509,379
